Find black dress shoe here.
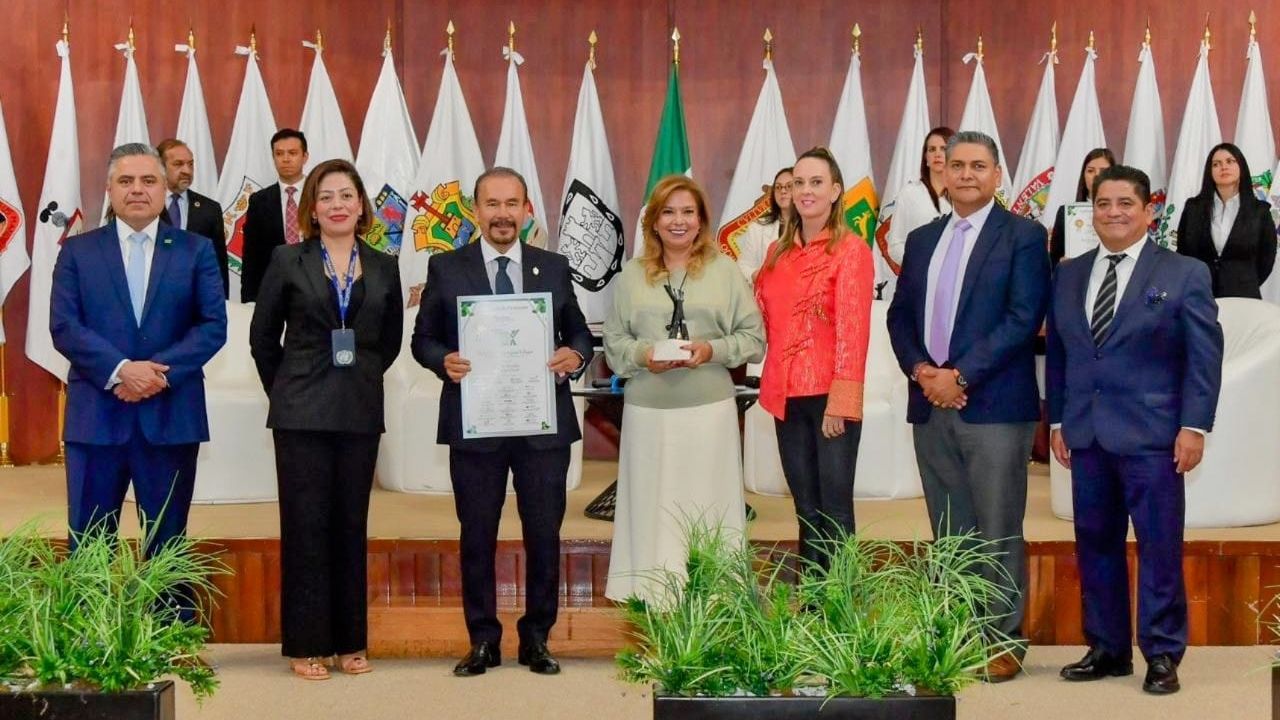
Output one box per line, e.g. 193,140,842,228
517,641,561,675
453,641,501,677
1060,647,1134,681
1142,654,1180,694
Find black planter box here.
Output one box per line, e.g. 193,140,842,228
1272,663,1279,720
654,692,955,720
0,679,175,720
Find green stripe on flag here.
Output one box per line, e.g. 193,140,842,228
643,63,692,199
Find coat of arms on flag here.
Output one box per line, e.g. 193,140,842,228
222,176,264,276
409,181,476,255
842,177,878,244
365,185,408,254
38,200,82,246
560,179,624,292
716,190,770,259
1010,168,1054,220
0,199,19,252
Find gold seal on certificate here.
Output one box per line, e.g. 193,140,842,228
1064,202,1101,259
458,292,558,439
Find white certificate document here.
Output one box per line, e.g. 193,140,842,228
458,292,557,439
1064,203,1100,259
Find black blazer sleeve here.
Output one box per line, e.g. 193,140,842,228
203,199,229,299
1049,205,1066,268
248,244,289,394
411,254,453,380
240,189,278,303
1251,201,1277,287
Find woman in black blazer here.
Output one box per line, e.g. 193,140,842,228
1050,147,1114,267
249,159,403,681
1176,142,1277,298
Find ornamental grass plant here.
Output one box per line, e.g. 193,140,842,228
0,516,227,701
617,520,1015,698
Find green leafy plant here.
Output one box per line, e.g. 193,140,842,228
617,520,1015,699
0,516,228,701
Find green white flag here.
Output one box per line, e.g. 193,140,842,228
634,62,691,256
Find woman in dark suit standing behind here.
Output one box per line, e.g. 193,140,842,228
249,159,403,680
1176,142,1277,298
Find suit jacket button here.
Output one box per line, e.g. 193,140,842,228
1094,352,1101,360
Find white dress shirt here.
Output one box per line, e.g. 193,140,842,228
887,180,952,265
108,217,161,387
1211,192,1240,255
924,198,995,357
480,237,523,294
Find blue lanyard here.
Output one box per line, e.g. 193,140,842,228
320,244,359,328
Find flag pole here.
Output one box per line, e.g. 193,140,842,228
672,27,680,69
588,30,597,69
763,28,773,62
55,384,65,466
446,20,455,57
852,23,861,56
0,310,12,467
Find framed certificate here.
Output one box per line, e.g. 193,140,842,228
1063,203,1100,259
458,292,557,439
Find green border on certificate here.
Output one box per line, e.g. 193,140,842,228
457,292,557,439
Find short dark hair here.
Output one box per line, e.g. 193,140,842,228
296,159,375,240
473,166,528,203
270,128,308,153
1091,165,1151,205
946,130,1001,167
155,138,189,162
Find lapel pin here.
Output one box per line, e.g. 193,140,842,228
193,200,201,208
532,266,540,276
163,237,172,245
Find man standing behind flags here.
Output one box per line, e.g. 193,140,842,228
157,139,228,297
887,131,1050,682
50,143,226,575
240,129,308,303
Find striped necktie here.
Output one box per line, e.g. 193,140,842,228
1090,254,1126,345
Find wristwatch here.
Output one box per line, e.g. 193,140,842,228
954,370,969,389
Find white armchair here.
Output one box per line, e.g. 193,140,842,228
376,306,585,493
1051,297,1280,527
742,300,923,499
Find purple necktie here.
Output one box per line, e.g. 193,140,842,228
928,218,972,364
168,193,182,228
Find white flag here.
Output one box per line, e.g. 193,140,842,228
494,48,548,248
102,38,150,224
876,44,931,299
1043,47,1107,229
299,42,353,172
958,51,1013,203
217,44,278,301
1235,37,1280,302
401,48,485,303
828,48,880,247
558,61,624,324
1123,43,1169,240
0,98,29,344
174,42,218,195
716,58,795,261
25,39,82,381
355,42,419,256
1011,49,1059,221
1164,40,1221,248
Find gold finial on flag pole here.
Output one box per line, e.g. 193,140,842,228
127,20,135,52
852,24,862,55
446,20,456,56
1144,17,1152,48
250,24,258,55
976,34,984,62
763,28,773,62
1050,21,1057,54
915,27,924,53
1249,10,1258,40
588,30,598,69
672,27,681,67
314,29,324,52
62,11,69,45
384,19,392,51
188,25,196,51
1087,30,1095,52
1203,13,1212,50
507,21,516,54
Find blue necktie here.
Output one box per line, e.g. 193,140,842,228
126,232,147,324
495,256,514,295
168,193,182,228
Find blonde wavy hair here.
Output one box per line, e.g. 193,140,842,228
638,175,720,285
766,147,850,269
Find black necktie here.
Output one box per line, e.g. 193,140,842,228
495,256,514,295
1090,254,1126,345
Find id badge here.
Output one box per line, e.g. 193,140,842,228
331,328,356,367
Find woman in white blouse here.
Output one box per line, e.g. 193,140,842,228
736,167,793,284
885,126,954,268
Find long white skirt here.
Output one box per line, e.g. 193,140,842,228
604,398,746,604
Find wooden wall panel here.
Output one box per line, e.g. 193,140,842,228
6,1,1280,458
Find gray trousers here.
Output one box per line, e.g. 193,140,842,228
913,409,1035,651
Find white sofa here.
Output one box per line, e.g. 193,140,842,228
376,306,585,493
742,300,923,499
1051,297,1280,528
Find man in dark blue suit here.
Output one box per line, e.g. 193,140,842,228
412,167,593,677
1047,165,1222,695
50,143,227,562
887,131,1050,681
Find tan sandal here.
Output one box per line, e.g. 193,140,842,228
338,652,373,675
290,657,332,681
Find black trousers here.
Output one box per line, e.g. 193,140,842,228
273,429,380,658
450,439,569,646
774,395,862,573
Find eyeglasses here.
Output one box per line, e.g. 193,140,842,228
773,184,792,193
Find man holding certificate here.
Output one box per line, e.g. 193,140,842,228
412,167,593,678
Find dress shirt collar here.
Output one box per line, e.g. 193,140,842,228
115,216,160,244
480,236,522,267
947,197,996,236
1213,191,1241,217
1093,236,1147,270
